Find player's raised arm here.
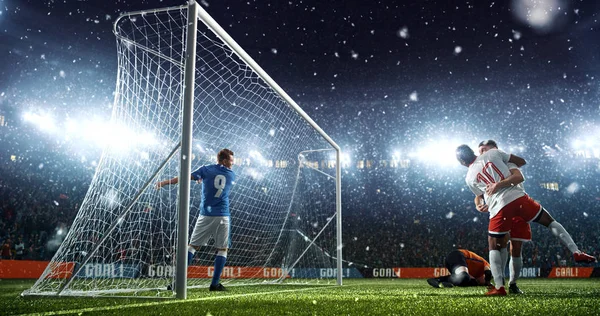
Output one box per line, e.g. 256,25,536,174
478,140,525,167
508,154,526,167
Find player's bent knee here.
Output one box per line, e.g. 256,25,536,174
534,208,554,227
453,266,468,275
450,271,471,286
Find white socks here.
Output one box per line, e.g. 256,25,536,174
500,248,508,279
489,249,505,289
549,221,579,254
509,256,522,284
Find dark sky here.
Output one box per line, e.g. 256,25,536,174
1,0,600,160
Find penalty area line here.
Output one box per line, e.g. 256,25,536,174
20,285,340,316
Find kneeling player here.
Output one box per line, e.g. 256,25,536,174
427,249,492,288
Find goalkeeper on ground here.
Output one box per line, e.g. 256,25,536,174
427,249,492,288
157,148,236,292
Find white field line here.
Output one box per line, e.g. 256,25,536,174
20,285,340,316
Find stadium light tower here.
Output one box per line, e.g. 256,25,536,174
23,111,57,134
410,141,464,167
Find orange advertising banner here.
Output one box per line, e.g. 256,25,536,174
547,267,594,278
392,268,450,278
0,260,49,279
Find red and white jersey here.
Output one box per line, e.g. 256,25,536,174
465,149,525,218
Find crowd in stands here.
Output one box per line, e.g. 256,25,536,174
0,150,91,261
1,146,599,271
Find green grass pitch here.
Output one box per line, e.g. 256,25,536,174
2,279,600,315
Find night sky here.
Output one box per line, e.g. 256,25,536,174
1,0,599,179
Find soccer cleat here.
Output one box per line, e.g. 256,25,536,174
509,283,524,294
485,286,507,296
440,282,454,288
573,252,597,264
427,278,441,288
209,283,227,291
166,283,173,291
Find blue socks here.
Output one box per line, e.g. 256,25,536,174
187,246,197,266
187,251,195,265
188,246,227,286
211,255,227,286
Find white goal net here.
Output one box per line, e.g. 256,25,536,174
23,3,341,297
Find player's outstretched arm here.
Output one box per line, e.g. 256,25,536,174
156,177,178,189
156,175,196,189
508,154,526,167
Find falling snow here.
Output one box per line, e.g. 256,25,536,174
0,0,598,278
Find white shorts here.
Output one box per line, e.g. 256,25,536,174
189,215,230,249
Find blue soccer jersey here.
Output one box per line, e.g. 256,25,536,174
191,164,235,216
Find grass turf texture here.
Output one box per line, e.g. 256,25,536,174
2,279,599,315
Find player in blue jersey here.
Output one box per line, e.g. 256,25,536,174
157,148,235,291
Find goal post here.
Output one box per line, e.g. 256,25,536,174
23,0,342,299
175,0,198,300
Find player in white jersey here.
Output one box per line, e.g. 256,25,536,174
456,144,596,296
476,140,597,294
476,140,526,294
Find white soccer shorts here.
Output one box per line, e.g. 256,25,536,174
189,215,230,249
